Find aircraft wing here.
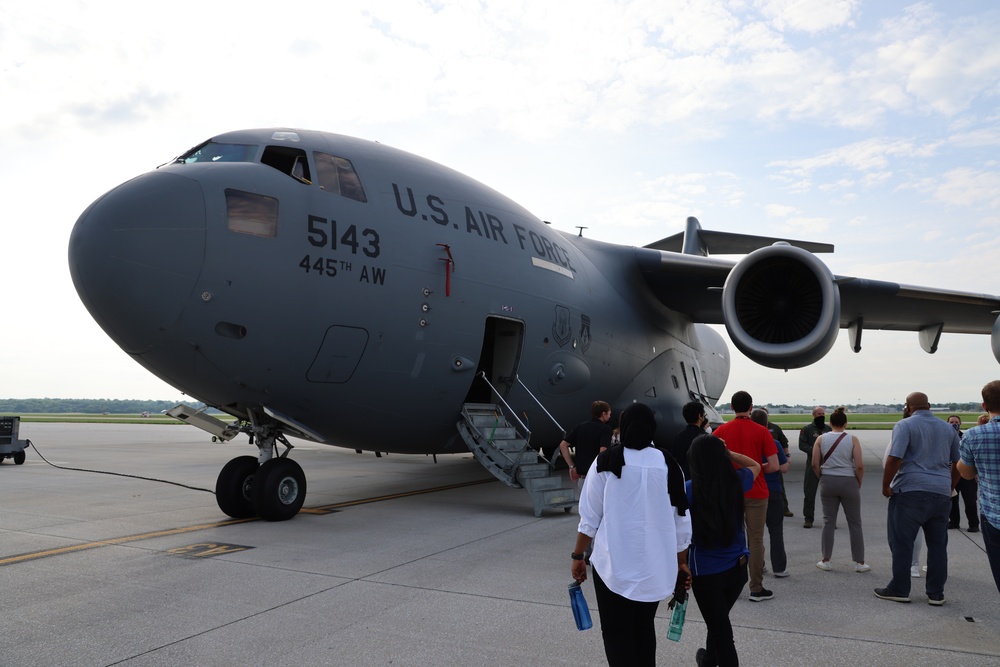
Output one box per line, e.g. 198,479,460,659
632,229,1000,370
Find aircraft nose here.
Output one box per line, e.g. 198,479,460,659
69,171,206,354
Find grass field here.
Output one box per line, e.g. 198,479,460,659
725,411,982,431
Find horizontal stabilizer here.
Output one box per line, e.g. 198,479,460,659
645,216,834,256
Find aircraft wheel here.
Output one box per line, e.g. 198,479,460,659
216,455,259,519
13,450,26,465
253,458,306,521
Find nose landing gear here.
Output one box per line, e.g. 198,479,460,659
215,425,307,521
253,457,306,521
215,455,258,519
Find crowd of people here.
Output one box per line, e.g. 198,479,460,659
567,383,1000,667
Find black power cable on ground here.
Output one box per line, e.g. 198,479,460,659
24,439,216,494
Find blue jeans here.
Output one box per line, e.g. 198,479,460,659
982,515,1000,594
886,491,950,597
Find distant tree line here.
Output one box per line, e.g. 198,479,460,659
0,398,210,414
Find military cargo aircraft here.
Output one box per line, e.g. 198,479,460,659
68,128,1000,521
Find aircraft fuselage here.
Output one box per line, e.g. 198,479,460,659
69,129,729,456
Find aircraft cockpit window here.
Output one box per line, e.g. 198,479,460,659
225,189,278,238
178,142,258,164
314,152,367,203
261,146,311,184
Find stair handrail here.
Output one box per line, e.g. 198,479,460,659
513,374,571,470
475,372,532,445
514,374,565,434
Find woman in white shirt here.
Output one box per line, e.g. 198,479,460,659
571,403,693,666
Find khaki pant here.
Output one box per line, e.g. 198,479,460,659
744,497,768,593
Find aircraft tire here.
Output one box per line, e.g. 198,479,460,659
252,458,306,521
13,450,25,465
216,455,259,519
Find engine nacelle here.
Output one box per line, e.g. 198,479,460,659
992,315,1000,365
721,243,841,369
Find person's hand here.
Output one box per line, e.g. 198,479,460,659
569,467,579,483
572,559,587,583
882,484,892,498
678,563,692,590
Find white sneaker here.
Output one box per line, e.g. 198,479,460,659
816,560,833,571
774,570,790,578
854,562,871,573
910,566,920,578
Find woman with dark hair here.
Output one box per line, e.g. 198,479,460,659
686,434,761,667
812,407,868,572
570,403,692,667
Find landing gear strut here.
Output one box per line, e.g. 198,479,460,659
215,421,307,521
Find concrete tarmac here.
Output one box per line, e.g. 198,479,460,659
1,423,998,666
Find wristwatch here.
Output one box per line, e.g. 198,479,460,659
571,552,585,560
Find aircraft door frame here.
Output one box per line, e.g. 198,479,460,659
466,316,525,403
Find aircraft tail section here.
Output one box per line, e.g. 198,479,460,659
645,216,834,256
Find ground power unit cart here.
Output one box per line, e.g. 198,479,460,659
0,416,28,465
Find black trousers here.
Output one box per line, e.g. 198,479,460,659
592,567,661,667
950,477,979,528
691,559,749,667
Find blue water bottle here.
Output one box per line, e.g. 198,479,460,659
568,582,593,631
667,594,687,642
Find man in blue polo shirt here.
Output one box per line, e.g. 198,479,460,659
958,380,1000,594
876,392,960,605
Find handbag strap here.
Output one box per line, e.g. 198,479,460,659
820,433,848,465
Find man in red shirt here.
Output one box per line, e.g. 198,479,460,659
714,390,779,601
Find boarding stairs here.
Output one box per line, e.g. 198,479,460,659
458,399,577,517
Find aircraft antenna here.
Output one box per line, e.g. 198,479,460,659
576,226,587,237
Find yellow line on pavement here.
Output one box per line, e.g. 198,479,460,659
1,478,496,566
0,518,256,566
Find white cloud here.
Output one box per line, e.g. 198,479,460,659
782,215,832,235
926,167,1000,209
754,0,860,34
765,203,798,218
765,137,945,200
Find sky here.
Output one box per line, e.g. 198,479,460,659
2,0,999,406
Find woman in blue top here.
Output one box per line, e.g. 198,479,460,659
686,434,761,667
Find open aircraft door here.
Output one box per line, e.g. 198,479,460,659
465,316,525,404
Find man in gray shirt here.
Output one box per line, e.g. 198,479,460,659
875,392,960,605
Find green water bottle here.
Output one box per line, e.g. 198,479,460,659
667,593,686,642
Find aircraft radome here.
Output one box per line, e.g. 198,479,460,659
68,128,1000,521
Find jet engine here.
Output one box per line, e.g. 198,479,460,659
992,315,1000,365
721,243,841,370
